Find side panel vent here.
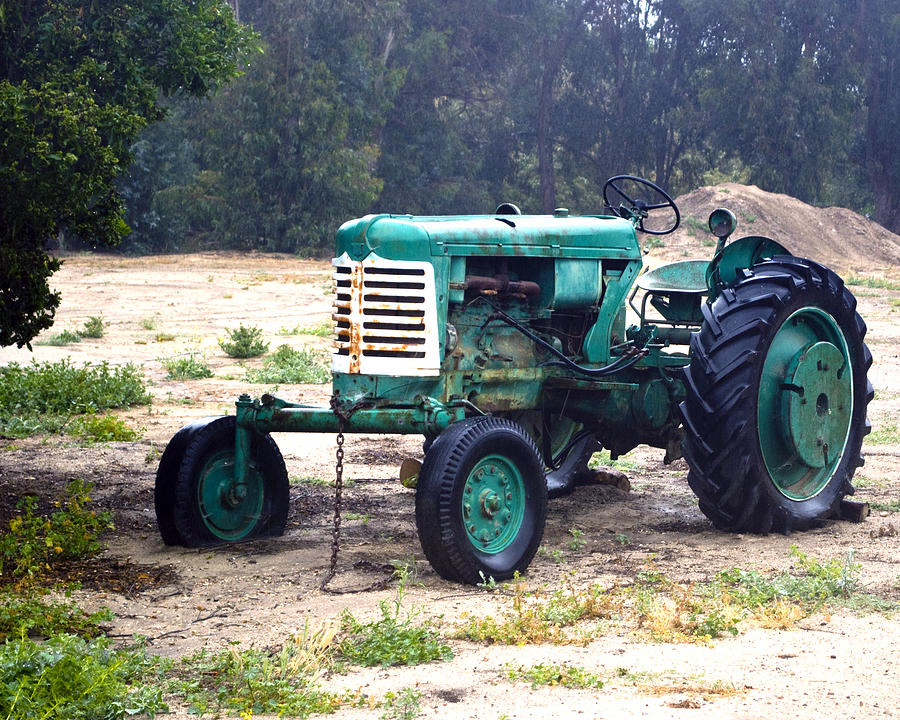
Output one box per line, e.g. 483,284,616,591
332,252,440,376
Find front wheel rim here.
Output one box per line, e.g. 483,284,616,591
461,454,526,553
197,449,265,540
758,307,853,500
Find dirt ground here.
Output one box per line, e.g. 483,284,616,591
1,186,899,719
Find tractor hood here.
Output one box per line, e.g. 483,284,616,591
335,213,640,263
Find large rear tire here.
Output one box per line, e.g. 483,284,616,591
415,417,547,584
172,416,289,547
680,256,872,533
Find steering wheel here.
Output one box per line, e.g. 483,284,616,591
602,175,680,235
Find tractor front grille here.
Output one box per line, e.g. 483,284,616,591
331,252,440,376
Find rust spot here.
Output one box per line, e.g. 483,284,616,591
349,264,363,373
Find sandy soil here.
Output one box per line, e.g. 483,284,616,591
1,187,899,719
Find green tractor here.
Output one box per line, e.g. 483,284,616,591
154,176,873,584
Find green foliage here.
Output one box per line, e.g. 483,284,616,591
338,569,452,667
0,360,150,437
505,662,604,690
0,635,166,720
846,275,900,291
0,479,113,581
218,323,269,358
78,316,106,339
67,414,140,444
0,0,257,347
244,344,330,384
380,688,422,720
160,353,214,380
714,546,861,609
37,329,81,346
168,631,342,718
0,592,113,640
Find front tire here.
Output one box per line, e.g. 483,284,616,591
415,417,547,584
172,416,289,547
681,256,872,533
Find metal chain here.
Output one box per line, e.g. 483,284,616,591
320,398,393,595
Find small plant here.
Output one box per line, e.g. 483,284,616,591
0,479,113,581
219,323,269,358
539,545,565,563
245,344,330,384
38,329,81,346
140,317,158,330
0,635,166,720
867,418,899,445
0,591,113,639
168,627,342,717
683,215,706,237
338,566,452,667
567,527,586,551
380,688,423,720
505,662,604,690
155,331,176,342
79,315,106,338
68,413,140,443
161,353,214,380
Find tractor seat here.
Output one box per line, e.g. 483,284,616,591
635,259,709,295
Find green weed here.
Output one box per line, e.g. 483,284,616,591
0,635,166,720
169,626,342,718
682,215,706,237
68,413,140,444
456,575,617,645
0,360,149,438
280,320,331,338
161,353,213,380
0,591,113,640
867,419,899,445
869,498,900,512
567,527,586,551
245,344,330,384
338,566,452,667
380,688,422,720
36,329,81,346
79,315,106,339
505,662,604,690
589,450,640,471
0,479,113,582
154,332,176,342
219,323,269,358
140,317,158,330
846,275,900,291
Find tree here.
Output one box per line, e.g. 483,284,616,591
0,0,255,347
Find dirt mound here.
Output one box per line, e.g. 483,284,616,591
658,183,900,273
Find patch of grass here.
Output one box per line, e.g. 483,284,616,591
219,323,269,358
869,498,900,512
867,418,899,445
455,575,618,645
154,331,176,342
846,275,900,291
68,413,140,444
0,591,113,640
78,315,106,338
339,566,452,667
0,635,167,720
161,353,214,380
380,688,422,720
245,344,330,384
140,317,158,330
169,626,342,718
683,215,706,237
300,320,332,337
0,479,113,582
505,662,604,690
0,360,150,437
589,449,640,471
36,328,81,346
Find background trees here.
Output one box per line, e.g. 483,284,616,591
1,0,255,347
5,0,899,345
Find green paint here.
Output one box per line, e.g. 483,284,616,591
196,448,264,541
462,454,525,553
758,307,853,500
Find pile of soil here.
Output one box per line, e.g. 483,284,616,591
659,183,900,273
